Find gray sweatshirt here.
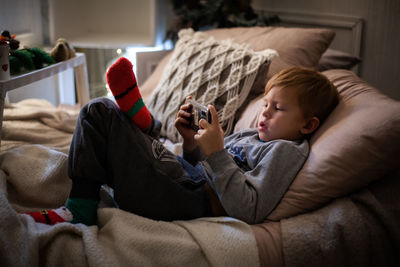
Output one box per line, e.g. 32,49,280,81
199,129,309,224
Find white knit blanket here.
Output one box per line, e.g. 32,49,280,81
2,98,78,153
0,144,259,266
147,29,277,142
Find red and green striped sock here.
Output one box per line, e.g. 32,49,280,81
106,57,152,130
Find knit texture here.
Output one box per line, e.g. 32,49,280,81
147,29,277,142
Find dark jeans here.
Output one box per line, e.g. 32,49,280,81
68,98,212,221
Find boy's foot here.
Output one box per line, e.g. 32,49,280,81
26,206,73,225
106,57,152,130
66,198,98,226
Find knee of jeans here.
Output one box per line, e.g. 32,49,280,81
84,97,119,115
89,97,117,108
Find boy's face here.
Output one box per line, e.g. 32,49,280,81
258,86,309,142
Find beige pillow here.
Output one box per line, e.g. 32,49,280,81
265,69,400,220
317,49,361,71
205,26,335,79
146,29,277,142
233,94,264,132
141,26,335,103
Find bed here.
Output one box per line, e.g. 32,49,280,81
0,24,399,266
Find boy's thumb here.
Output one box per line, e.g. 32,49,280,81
208,105,218,126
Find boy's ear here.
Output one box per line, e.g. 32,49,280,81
300,117,320,135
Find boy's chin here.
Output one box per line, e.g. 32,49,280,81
258,132,270,142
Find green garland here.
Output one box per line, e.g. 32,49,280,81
166,0,280,44
10,48,55,75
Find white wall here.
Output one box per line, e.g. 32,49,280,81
253,0,400,100
1,0,76,106
47,0,168,99
48,0,165,48
0,0,43,46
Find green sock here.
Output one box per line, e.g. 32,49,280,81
66,198,99,226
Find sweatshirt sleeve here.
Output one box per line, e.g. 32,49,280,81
183,129,246,166
204,140,308,224
182,146,204,166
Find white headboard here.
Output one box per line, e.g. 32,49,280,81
259,9,363,57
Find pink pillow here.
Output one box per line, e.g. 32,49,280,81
233,95,263,132
205,26,335,79
267,69,400,220
234,70,400,219
317,49,361,71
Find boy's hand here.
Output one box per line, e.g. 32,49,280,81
175,96,197,151
194,105,224,156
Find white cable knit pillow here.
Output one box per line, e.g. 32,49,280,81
147,29,277,142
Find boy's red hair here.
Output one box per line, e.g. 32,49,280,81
265,67,339,123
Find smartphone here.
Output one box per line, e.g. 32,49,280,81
187,99,211,131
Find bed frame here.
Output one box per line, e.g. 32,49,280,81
136,10,363,85
260,9,363,58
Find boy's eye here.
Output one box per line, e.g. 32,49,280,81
264,104,283,110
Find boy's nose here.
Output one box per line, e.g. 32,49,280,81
262,109,271,119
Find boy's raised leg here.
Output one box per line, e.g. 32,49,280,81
106,57,152,130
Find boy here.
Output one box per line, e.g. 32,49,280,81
28,58,339,225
